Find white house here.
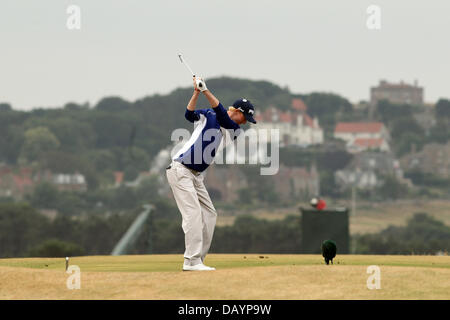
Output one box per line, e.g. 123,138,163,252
254,99,324,147
334,122,391,153
52,173,87,192
335,169,379,189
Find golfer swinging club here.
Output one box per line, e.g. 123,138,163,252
166,76,257,271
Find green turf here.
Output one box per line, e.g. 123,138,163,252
0,254,448,272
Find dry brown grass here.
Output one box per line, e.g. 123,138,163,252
0,254,449,300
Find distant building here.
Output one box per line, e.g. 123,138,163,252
335,169,379,189
334,122,391,153
413,109,436,134
52,173,87,192
0,165,88,198
348,138,390,153
370,79,424,106
254,98,324,147
352,152,403,177
113,171,124,188
203,164,319,203
0,166,33,199
335,152,409,189
204,165,249,203
400,142,450,178
273,164,319,201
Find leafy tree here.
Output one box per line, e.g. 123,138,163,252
375,100,413,125
299,92,353,135
238,165,279,205
435,98,450,119
0,125,25,164
320,170,342,198
391,117,424,138
47,118,97,152
354,213,450,254
149,197,179,220
89,112,138,149
428,122,450,143
37,151,99,190
27,182,60,209
112,185,139,209
205,77,292,110
404,170,450,188
123,166,140,182
134,176,160,203
210,215,302,253
394,132,426,156
0,203,50,257
0,103,12,111
28,239,85,257
19,127,60,165
78,213,133,254
317,150,353,171
300,92,353,119
149,218,184,254
279,147,315,167
95,96,131,111
389,116,426,156
64,102,89,111
121,146,151,172
376,175,409,200
55,192,89,215
89,149,118,172
44,215,83,242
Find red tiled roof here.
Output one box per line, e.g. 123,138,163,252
335,122,383,133
114,172,124,185
352,138,384,147
291,98,307,112
254,107,320,129
302,113,316,128
12,175,33,193
279,112,293,123
0,167,12,175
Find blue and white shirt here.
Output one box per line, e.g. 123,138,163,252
173,102,241,172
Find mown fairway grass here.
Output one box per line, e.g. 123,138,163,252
0,254,449,299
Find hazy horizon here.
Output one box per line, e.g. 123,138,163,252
1,0,449,110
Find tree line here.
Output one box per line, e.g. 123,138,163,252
0,202,448,258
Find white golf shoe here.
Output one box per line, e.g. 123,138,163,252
182,263,216,271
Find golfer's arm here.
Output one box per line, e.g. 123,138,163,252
203,90,220,109
204,90,240,130
185,90,201,122
187,90,200,111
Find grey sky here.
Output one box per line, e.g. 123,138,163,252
1,0,449,110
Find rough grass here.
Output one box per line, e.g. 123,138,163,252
216,200,450,235
0,254,449,299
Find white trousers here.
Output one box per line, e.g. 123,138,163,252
166,161,217,266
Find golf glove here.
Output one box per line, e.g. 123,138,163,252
195,77,208,92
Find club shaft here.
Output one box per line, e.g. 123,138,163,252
178,54,195,76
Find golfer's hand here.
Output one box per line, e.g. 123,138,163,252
193,77,201,92
195,76,208,92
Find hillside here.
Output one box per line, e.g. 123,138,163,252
0,76,352,190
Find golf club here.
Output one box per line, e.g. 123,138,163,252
178,53,195,77
178,53,204,89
